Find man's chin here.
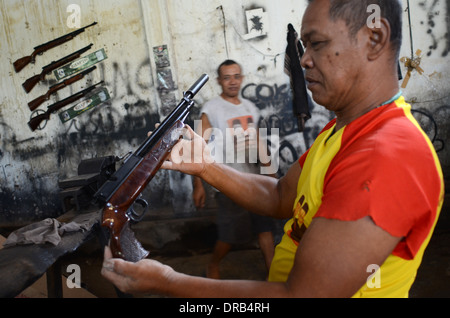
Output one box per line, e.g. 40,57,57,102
310,92,328,108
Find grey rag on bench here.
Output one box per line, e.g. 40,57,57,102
2,214,94,248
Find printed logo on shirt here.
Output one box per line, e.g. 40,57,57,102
227,115,258,161
288,195,309,244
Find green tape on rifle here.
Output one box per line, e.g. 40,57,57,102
59,87,110,123
53,48,107,81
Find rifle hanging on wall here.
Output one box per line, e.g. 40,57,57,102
13,22,97,73
28,81,103,131
22,43,93,94
28,66,97,111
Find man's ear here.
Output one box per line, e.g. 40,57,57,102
366,17,390,61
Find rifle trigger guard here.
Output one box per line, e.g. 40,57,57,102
127,197,149,223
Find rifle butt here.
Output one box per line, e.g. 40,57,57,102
13,56,32,73
28,94,48,111
119,221,149,262
22,74,42,93
28,113,49,131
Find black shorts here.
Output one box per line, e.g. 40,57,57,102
215,192,273,245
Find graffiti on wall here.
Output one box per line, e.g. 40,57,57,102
412,105,450,153
417,0,450,57
0,57,157,226
2,0,450,226
2,65,448,226
0,51,213,226
242,82,450,177
242,82,334,177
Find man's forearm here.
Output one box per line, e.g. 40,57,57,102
164,270,290,298
193,175,203,187
102,246,294,298
162,124,299,219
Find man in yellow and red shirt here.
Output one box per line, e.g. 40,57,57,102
268,93,443,297
102,0,444,298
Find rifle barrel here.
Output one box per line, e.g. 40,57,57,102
95,75,209,204
34,22,97,50
135,74,209,157
43,43,93,72
46,80,103,114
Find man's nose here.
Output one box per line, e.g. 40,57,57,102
300,49,314,69
230,76,238,84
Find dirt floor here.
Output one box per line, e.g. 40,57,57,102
7,193,450,298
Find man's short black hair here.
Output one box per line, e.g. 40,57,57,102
217,59,240,77
307,0,403,59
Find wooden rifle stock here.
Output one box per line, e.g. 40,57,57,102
28,81,103,131
102,121,185,261
95,74,209,261
13,22,97,73
22,43,93,94
13,55,36,74
28,66,97,111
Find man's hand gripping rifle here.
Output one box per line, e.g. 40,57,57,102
94,74,209,262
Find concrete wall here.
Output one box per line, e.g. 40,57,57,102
0,0,449,227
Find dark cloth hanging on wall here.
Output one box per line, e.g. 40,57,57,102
284,23,311,132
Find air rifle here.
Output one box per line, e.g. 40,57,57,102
28,81,103,131
28,66,97,111
22,43,93,94
13,22,97,73
94,74,209,262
